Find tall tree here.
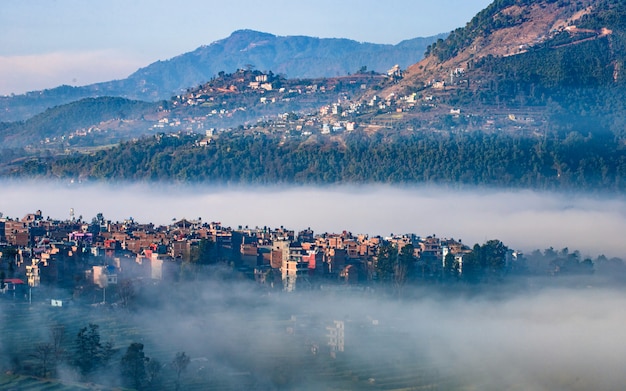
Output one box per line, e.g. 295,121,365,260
121,342,148,390
73,323,114,379
117,279,135,309
171,351,190,391
461,244,483,283
30,342,53,378
50,324,66,374
375,242,397,283
146,358,163,390
444,252,459,280
482,239,509,277
395,244,415,289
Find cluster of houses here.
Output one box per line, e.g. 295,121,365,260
0,209,524,300
48,65,544,150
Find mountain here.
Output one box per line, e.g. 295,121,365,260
6,0,626,190
118,30,444,100
380,0,626,136
0,30,443,122
399,0,623,84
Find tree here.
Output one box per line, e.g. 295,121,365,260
2,247,18,278
73,323,114,379
193,238,214,265
146,358,163,389
121,342,148,390
50,324,66,372
482,239,509,276
30,342,53,377
462,240,509,283
444,252,459,280
171,351,190,391
375,242,397,283
117,279,135,309
461,244,483,283
395,244,415,289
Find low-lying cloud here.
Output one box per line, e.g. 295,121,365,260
5,277,623,390
2,181,625,257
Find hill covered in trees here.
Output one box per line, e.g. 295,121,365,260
14,130,626,192
5,0,626,190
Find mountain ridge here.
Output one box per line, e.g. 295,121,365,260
0,30,443,122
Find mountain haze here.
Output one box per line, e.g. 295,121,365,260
123,30,444,100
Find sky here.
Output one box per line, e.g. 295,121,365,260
0,0,492,96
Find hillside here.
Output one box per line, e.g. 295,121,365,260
119,30,443,100
401,0,601,82
5,0,626,190
15,130,626,192
375,0,626,137
0,30,443,122
0,69,386,150
0,97,159,149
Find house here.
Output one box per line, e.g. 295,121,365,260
1,278,26,298
327,320,345,354
92,265,118,288
240,242,259,268
432,81,445,89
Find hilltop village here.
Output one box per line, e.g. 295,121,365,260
154,68,547,140
0,209,534,300
48,67,549,151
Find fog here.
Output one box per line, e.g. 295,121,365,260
2,180,625,257
3,179,626,388
132,280,626,390
3,274,626,390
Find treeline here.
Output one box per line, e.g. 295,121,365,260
16,130,626,192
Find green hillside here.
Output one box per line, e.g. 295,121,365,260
0,97,157,148
15,130,626,192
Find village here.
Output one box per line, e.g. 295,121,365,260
48,66,548,151
0,208,528,303
155,67,547,141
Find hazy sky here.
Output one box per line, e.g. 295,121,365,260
0,0,492,95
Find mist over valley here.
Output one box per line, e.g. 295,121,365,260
2,267,626,390
3,0,626,389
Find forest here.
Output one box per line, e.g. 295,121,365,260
14,130,626,192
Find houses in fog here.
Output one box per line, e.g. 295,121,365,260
0,209,531,300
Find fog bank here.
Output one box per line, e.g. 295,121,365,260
2,181,625,257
